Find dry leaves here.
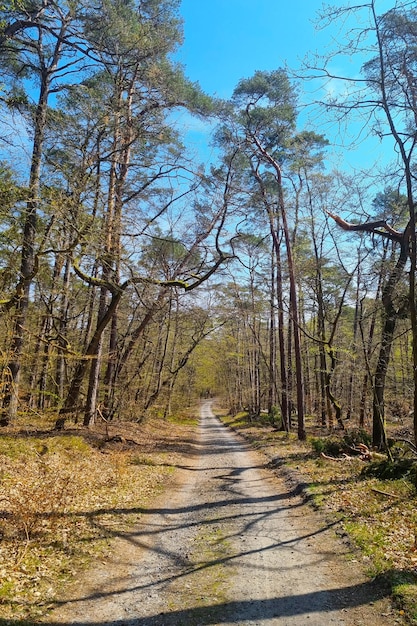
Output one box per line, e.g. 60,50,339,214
0,417,195,622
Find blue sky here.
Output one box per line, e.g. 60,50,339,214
177,0,327,99
175,0,395,174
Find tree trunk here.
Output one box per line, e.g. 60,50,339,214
358,250,386,428
252,145,305,439
1,75,49,424
55,256,71,403
373,245,407,448
268,245,277,417
346,264,361,421
58,289,123,424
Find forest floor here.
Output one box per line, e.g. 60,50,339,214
0,402,415,624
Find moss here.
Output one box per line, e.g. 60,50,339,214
0,580,14,599
311,437,343,457
361,458,417,482
311,429,372,458
167,414,199,426
0,434,92,461
51,435,92,454
0,437,39,459
344,521,392,577
391,571,417,624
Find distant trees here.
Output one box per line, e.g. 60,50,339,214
212,69,329,439
206,0,417,448
0,0,88,422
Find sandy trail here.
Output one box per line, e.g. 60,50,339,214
43,401,400,625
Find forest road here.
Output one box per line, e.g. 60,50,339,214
43,401,402,626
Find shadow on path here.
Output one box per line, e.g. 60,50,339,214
2,579,391,625
31,402,397,625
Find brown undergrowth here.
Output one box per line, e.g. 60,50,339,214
2,405,417,624
0,412,199,624
217,407,417,625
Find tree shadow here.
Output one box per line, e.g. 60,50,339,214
0,577,393,625
2,406,401,625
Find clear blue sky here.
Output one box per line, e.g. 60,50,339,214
177,0,327,98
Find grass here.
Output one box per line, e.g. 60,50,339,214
392,572,417,623
166,407,200,426
162,518,234,626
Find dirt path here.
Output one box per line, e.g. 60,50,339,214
43,401,402,625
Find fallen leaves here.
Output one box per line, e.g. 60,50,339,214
0,417,197,622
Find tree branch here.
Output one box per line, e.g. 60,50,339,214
325,210,403,242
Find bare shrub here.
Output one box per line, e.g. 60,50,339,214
0,455,78,541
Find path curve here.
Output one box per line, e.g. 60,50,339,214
43,401,400,625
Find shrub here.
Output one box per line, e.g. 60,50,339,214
268,405,282,429
342,428,372,449
311,428,373,459
311,437,344,457
361,458,417,482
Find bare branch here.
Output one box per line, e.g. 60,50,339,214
325,209,403,241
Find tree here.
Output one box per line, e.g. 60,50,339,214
0,0,233,427
327,191,409,448
0,0,89,423
309,1,417,445
215,70,327,439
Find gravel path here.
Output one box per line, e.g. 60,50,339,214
43,401,401,625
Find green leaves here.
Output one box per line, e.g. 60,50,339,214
232,69,297,146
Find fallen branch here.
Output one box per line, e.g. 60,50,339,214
96,406,139,445
321,452,356,461
320,444,386,463
371,487,401,499
394,438,417,456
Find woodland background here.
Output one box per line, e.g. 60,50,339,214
0,0,416,451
